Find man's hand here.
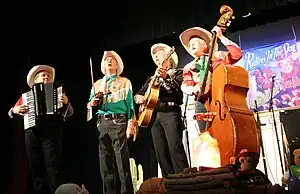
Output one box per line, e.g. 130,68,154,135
126,120,138,140
156,67,167,79
126,128,134,139
58,93,69,105
212,26,224,38
87,96,99,108
12,104,29,116
134,94,145,104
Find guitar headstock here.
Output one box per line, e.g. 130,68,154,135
217,5,235,32
163,46,175,61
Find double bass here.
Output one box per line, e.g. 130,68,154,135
194,6,260,166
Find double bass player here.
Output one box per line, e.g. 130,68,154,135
180,25,243,132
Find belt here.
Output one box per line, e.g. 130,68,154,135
98,113,127,120
159,101,179,107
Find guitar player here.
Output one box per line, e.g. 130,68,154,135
134,43,189,178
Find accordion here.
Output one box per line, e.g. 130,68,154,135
22,82,63,130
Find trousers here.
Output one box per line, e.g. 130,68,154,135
97,115,133,194
151,107,189,178
25,125,62,194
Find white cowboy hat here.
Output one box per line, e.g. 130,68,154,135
27,65,55,88
101,51,124,75
151,43,179,69
179,27,218,57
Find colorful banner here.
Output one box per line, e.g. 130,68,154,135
240,39,300,111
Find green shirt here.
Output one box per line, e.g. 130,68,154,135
195,56,212,85
290,165,300,179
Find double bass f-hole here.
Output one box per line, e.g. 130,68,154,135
215,100,226,120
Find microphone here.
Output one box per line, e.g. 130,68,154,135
271,75,276,81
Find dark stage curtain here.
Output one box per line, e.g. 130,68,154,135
93,0,300,51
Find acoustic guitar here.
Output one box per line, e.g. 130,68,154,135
137,47,175,127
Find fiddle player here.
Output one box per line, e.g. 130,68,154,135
180,26,242,133
87,51,137,194
134,43,189,178
8,65,73,194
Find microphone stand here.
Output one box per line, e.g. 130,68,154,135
254,100,268,177
182,94,192,167
269,76,284,175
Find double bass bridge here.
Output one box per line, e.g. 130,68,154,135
193,112,217,122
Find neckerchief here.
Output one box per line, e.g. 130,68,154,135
195,56,208,83
106,74,117,90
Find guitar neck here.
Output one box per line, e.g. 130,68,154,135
148,74,159,88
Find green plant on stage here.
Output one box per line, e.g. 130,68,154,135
130,158,143,193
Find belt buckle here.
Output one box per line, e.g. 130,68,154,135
168,102,174,106
103,113,111,120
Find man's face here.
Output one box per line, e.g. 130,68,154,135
154,49,171,68
188,37,208,57
34,70,51,84
104,56,118,73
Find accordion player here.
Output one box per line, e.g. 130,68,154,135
22,82,66,130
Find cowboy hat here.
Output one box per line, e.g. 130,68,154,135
27,65,55,88
179,27,218,57
101,51,124,75
55,183,89,194
151,43,179,69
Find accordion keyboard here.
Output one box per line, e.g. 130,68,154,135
22,91,36,130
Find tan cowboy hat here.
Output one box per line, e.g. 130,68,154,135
179,27,218,57
151,43,179,69
101,51,124,75
27,65,55,88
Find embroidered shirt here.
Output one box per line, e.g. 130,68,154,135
181,36,243,95
136,69,183,106
89,74,135,124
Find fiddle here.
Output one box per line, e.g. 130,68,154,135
87,57,106,121
94,91,105,106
